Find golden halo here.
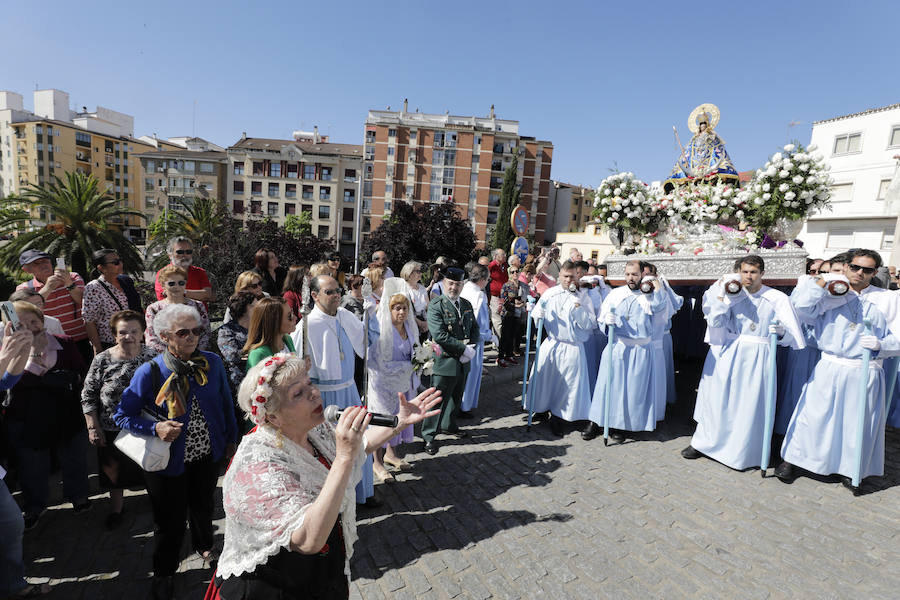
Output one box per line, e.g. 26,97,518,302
688,103,721,134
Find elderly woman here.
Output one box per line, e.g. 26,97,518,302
82,248,142,353
81,310,156,530
208,356,440,599
3,302,91,531
401,261,429,336
367,280,422,480
244,297,297,369
115,303,237,599
146,265,210,353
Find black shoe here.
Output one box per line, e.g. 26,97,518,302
424,441,438,455
773,461,797,484
549,417,564,436
457,410,474,419
581,422,601,441
72,499,93,514
105,510,125,531
151,575,174,600
680,445,703,460
838,476,861,495
609,429,625,443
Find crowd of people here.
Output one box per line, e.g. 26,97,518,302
0,235,898,599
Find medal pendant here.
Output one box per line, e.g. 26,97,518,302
849,323,857,331
749,323,757,331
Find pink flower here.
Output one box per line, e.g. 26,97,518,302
431,342,443,357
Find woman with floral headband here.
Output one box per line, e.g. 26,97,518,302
208,355,441,599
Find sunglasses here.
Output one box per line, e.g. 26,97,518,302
848,263,876,275
166,280,187,287
173,327,204,338
174,249,193,255
104,259,122,266
320,288,341,296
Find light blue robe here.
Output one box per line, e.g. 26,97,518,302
589,287,667,432
661,281,684,405
461,282,492,412
309,322,374,503
527,288,595,421
583,286,607,391
691,285,802,470
782,282,900,479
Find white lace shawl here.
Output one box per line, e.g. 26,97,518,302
217,423,364,580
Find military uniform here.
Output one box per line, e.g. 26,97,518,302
421,293,480,446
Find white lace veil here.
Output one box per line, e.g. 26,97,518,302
377,277,418,360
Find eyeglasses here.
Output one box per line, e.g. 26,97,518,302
105,259,122,266
166,280,187,287
808,269,819,275
320,288,341,296
848,263,877,275
174,249,193,256
173,327,204,338
508,269,518,274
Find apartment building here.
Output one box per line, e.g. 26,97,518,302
0,89,155,242
226,133,363,257
136,138,228,236
363,102,553,246
546,181,594,237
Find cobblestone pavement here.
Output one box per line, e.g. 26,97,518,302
17,356,900,599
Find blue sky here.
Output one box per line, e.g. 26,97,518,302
3,0,897,187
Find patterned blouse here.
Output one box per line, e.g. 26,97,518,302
145,299,211,354
81,346,158,430
82,277,131,345
217,320,248,401
183,395,212,463
499,280,523,318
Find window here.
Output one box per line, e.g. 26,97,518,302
251,181,262,196
487,211,498,224
342,207,354,221
385,183,393,194
267,202,279,216
302,185,314,199
343,189,355,202
488,193,500,207
387,147,394,157
287,163,299,178
434,132,445,147
470,172,478,186
145,178,154,191
35,125,42,134
75,131,91,147
200,162,214,173
363,181,373,197
365,131,376,144
384,201,391,212
830,182,853,202
365,164,373,179
442,168,455,185
878,179,894,201
883,229,894,250
303,164,316,179
233,181,245,195
890,126,900,148
249,161,262,175
410,131,417,142
433,150,444,165
183,161,195,173
833,133,862,155
319,206,330,219
365,145,375,160
285,183,297,198
827,229,853,248
321,167,333,181
270,162,281,177
285,203,296,215
344,168,357,182
317,226,329,239
342,227,353,241
233,200,244,214
388,128,397,138
250,200,262,214
268,183,279,197
302,204,313,213
319,186,331,200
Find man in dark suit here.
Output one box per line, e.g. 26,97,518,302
421,267,480,455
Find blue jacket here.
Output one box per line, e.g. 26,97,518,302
114,351,238,476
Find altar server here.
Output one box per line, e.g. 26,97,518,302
776,250,900,486
775,275,821,435
460,264,493,415
583,261,668,441
527,261,597,435
682,255,804,469
642,262,684,407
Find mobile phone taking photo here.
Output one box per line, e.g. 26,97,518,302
0,301,22,332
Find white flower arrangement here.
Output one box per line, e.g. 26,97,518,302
659,182,748,225
740,142,833,229
412,341,439,375
592,172,663,235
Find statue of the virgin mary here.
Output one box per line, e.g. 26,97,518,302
664,103,739,192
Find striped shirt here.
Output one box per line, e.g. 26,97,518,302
16,274,88,341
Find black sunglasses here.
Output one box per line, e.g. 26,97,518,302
173,327,204,338
848,263,876,275
174,249,193,255
320,288,341,296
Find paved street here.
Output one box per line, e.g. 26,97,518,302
17,357,900,599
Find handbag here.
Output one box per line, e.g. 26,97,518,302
114,361,171,472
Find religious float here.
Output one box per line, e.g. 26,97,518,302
597,103,834,284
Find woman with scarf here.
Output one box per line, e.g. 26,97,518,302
115,303,237,600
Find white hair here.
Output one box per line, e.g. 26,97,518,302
238,356,308,421
492,248,506,260
153,303,201,335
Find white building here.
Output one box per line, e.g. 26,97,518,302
800,103,900,263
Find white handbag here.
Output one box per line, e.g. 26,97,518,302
114,425,171,472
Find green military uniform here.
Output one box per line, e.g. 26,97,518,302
421,293,480,445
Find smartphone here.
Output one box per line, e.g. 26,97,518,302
56,257,66,270
0,301,21,331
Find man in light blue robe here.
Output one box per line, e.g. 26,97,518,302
682,255,805,470
776,250,900,486
583,261,668,441
526,261,596,435
581,275,609,391
776,275,822,435
460,264,493,415
641,262,684,410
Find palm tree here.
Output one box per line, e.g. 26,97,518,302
145,196,227,269
0,171,146,276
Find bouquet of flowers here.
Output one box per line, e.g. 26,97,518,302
412,341,440,375
661,182,748,225
593,172,663,235
739,143,833,230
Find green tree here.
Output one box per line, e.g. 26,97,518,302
284,211,312,236
489,155,520,251
0,172,145,276
145,196,227,269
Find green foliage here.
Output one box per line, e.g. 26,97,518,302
490,155,519,251
0,171,145,277
284,212,312,237
361,200,476,274
145,197,227,270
